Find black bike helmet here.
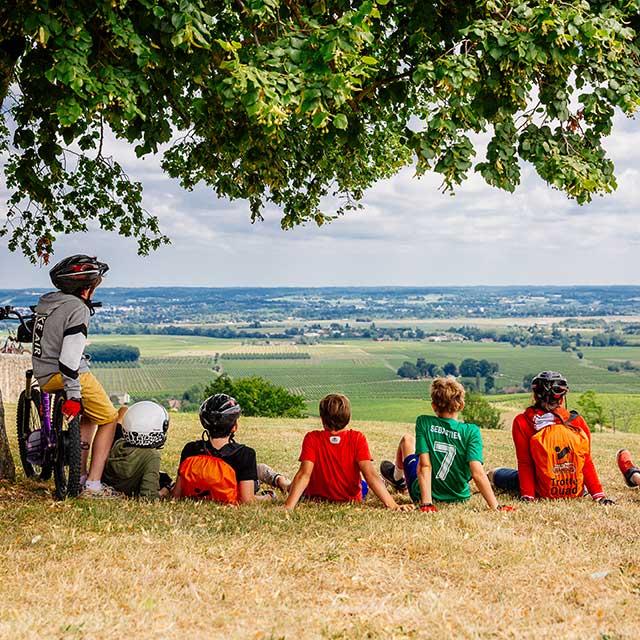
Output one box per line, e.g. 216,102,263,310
199,394,242,437
531,371,569,405
50,255,109,294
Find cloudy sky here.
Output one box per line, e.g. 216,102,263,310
1,112,639,288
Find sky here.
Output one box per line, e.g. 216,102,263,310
1,112,639,288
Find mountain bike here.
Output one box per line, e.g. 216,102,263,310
0,306,82,499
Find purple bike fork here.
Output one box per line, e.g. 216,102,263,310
26,369,54,449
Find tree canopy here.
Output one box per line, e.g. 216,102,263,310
2,0,639,260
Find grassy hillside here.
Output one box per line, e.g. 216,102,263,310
1,406,639,639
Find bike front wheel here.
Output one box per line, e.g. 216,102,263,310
16,388,53,481
52,395,82,500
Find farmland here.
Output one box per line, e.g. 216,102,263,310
87,335,640,431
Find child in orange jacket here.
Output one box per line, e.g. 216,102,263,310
491,371,614,504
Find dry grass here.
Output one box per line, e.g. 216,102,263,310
1,406,639,639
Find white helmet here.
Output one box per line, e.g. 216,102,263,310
121,401,169,448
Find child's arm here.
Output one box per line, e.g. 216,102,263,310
170,475,183,498
470,461,501,510
359,460,410,510
513,415,536,500
284,461,314,510
59,302,90,406
138,451,161,500
576,418,608,501
237,480,257,504
417,453,433,507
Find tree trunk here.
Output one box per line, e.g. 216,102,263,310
0,34,26,107
0,388,16,482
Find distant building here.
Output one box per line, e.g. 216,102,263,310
168,399,182,412
501,386,526,395
110,393,131,406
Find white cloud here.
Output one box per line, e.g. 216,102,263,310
1,114,639,287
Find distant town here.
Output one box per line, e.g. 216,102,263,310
2,285,640,327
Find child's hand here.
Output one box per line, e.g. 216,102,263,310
595,496,616,506
62,399,82,420
497,505,516,512
419,503,437,513
394,504,415,512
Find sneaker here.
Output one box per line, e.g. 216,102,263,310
380,460,406,492
616,449,640,488
257,463,282,489
80,483,122,499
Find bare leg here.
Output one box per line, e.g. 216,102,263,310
394,433,415,475
257,462,291,492
276,475,291,493
82,407,125,479
79,418,97,476
86,421,117,482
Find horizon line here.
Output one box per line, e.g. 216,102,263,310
1,283,640,291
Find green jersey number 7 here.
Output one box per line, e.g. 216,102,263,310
434,442,457,481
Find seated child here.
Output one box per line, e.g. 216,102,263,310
284,393,411,511
102,401,170,500
490,371,614,504
617,449,640,488
172,393,290,504
380,376,513,512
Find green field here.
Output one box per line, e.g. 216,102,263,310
89,336,640,430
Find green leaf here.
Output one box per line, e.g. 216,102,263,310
312,111,329,128
333,113,348,129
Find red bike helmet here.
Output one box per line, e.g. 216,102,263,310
49,255,109,294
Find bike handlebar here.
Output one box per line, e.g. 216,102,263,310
1,302,101,322
0,305,33,325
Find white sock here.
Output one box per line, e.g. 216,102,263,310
393,466,404,481
85,480,102,491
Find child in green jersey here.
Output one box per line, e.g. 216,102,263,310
380,376,514,512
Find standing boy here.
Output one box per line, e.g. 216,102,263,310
284,394,411,511
32,255,119,497
380,377,513,512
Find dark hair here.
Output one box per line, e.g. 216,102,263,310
319,394,351,431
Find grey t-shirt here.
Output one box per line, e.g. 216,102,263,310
32,291,90,399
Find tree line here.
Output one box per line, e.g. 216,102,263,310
85,344,140,363
397,358,499,380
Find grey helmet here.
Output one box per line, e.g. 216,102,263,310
531,371,569,405
199,394,241,437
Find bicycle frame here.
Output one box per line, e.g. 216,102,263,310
24,369,56,452
6,303,85,498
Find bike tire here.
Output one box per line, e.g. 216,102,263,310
16,388,53,481
52,395,82,500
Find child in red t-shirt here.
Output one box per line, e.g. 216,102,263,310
284,394,411,511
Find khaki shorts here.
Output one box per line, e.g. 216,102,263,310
42,372,118,426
